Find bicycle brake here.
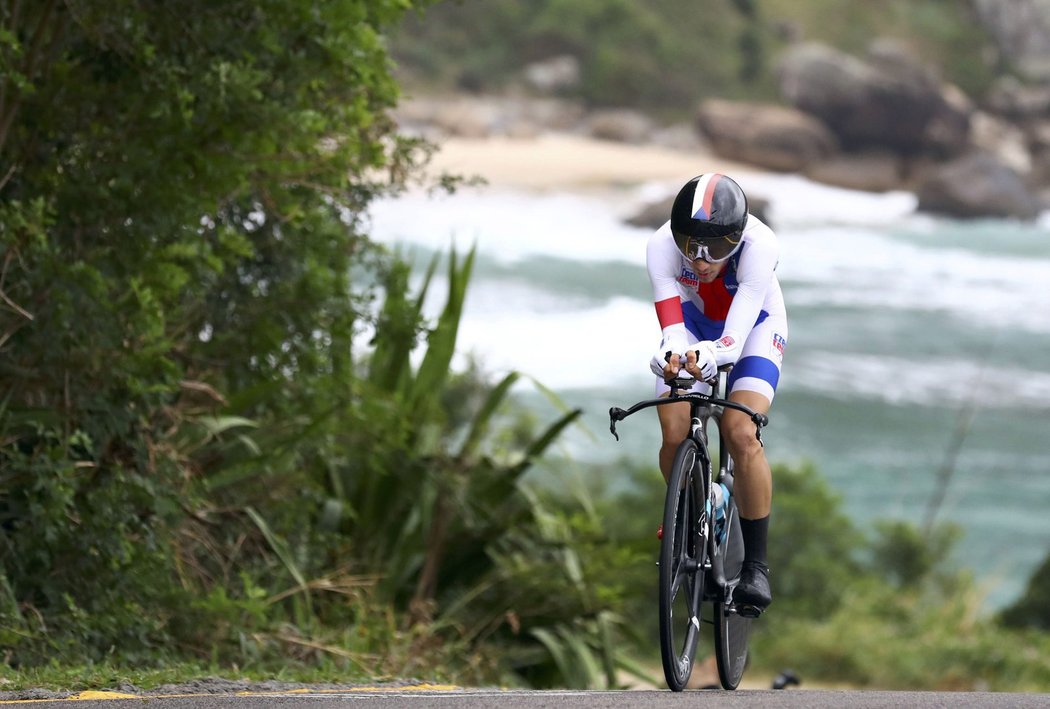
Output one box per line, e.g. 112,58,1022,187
608,407,626,440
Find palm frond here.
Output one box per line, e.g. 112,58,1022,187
245,506,312,615
457,371,520,461
410,245,476,412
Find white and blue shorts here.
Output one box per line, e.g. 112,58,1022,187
654,314,788,402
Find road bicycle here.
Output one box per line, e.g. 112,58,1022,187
608,367,768,691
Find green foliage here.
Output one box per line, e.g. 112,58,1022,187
314,248,645,688
869,519,964,589
766,462,866,618
750,465,1048,691
392,0,997,113
567,456,1050,691
757,580,1050,691
0,0,434,667
1001,552,1050,631
396,0,750,110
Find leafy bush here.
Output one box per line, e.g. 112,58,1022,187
757,579,1050,691
766,462,866,618
1001,553,1050,632
1,0,432,666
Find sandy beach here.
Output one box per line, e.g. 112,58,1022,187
425,132,758,192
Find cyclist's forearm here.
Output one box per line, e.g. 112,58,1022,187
658,318,689,354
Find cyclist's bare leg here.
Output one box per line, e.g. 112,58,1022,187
723,388,774,608
656,396,690,484
721,389,772,519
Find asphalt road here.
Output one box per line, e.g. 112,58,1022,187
6,687,1050,708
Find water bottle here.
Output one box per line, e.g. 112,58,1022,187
708,482,730,543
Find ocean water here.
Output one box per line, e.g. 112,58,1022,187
367,173,1050,611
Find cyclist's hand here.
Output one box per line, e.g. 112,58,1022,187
650,350,683,379
684,341,718,381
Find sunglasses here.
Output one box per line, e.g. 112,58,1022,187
674,231,742,263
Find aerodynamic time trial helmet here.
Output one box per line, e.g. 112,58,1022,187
669,173,748,263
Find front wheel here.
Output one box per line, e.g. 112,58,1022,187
713,500,752,689
658,438,708,692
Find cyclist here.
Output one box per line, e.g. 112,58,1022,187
647,172,787,613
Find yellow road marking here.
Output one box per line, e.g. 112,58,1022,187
0,683,460,704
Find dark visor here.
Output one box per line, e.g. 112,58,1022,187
673,231,742,263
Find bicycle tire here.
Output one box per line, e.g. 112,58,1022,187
714,499,752,689
658,438,708,692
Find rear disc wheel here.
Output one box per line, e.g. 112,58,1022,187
713,502,752,689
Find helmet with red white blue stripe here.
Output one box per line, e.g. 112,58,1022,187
670,173,748,262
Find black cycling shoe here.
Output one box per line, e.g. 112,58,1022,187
734,561,772,613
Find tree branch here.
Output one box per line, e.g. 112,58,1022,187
0,0,58,160
0,285,33,321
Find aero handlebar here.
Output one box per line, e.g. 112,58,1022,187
608,377,768,442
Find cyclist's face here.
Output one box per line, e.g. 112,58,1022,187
691,257,726,282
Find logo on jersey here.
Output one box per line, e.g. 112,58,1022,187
678,268,699,288
717,335,735,350
771,333,787,362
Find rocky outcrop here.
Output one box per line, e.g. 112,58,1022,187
395,28,1050,219
584,109,655,144
968,110,1033,174
698,38,1047,218
987,76,1050,120
803,152,906,193
776,41,970,156
696,99,837,172
916,153,1043,219
972,0,1050,82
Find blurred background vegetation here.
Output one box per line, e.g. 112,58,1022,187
2,0,1050,694
393,0,999,116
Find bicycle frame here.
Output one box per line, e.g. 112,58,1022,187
609,378,764,571
609,373,767,599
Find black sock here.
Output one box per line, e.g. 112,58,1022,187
740,515,769,567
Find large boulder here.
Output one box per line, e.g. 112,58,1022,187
696,99,837,172
1028,120,1050,201
986,76,1050,120
650,122,709,152
972,0,1050,82
916,152,1043,219
583,108,655,144
968,110,1033,174
803,151,906,193
777,41,970,155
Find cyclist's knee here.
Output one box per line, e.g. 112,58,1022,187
661,425,688,450
723,414,762,459
658,402,690,445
